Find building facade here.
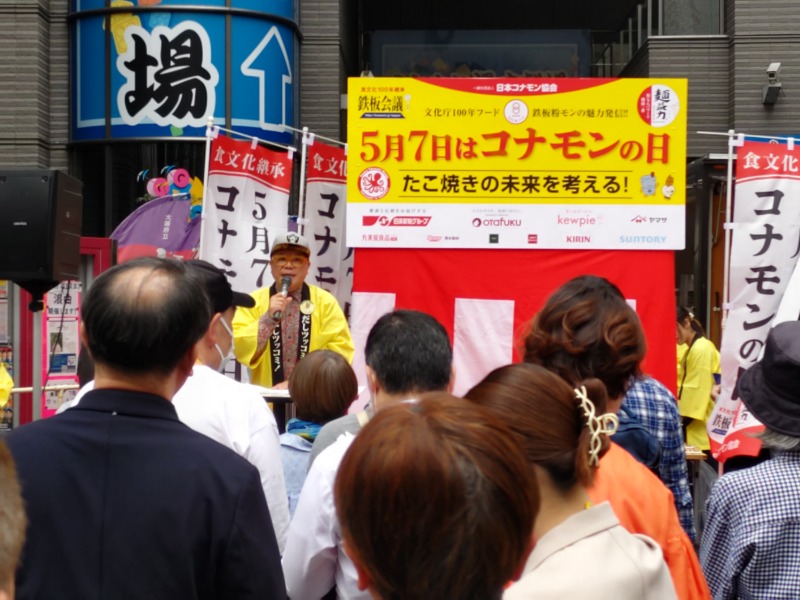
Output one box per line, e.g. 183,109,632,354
2,0,799,338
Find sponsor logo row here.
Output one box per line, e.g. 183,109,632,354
363,214,669,230
407,233,669,245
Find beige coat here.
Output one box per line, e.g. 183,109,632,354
505,502,677,600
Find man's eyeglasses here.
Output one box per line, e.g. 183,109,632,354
271,255,307,267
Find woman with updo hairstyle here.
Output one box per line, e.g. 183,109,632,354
522,274,645,401
281,349,357,515
521,275,711,600
466,363,675,599
334,394,538,600
676,306,720,451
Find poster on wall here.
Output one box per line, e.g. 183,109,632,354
0,281,12,430
347,77,687,250
41,282,82,418
0,280,8,345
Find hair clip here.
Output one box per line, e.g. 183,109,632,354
575,386,619,467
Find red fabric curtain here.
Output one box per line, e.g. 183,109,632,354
353,248,676,394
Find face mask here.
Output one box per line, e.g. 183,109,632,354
214,316,236,373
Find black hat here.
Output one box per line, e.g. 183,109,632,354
185,260,255,314
736,320,800,436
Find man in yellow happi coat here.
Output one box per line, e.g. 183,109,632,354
233,232,354,388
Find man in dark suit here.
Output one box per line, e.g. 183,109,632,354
6,257,285,600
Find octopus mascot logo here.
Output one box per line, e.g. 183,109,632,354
358,167,390,200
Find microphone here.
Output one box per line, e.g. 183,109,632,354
272,276,292,320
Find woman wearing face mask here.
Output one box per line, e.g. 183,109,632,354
56,259,292,553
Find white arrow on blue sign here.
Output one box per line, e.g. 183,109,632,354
240,26,293,132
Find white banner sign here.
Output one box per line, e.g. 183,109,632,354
711,139,800,461
304,140,353,316
201,133,292,292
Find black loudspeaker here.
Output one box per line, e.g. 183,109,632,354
0,170,83,301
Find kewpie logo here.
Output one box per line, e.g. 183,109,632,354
557,214,597,228
362,215,432,227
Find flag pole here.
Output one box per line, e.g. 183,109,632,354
721,130,742,335
198,116,216,260
297,127,310,236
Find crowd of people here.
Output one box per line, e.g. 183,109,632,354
0,234,798,599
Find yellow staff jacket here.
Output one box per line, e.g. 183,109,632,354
233,284,354,388
677,337,720,449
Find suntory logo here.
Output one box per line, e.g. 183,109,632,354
619,235,667,244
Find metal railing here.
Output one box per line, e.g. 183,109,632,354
593,0,724,77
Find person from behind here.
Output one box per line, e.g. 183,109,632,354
522,274,710,600
466,364,675,599
619,375,695,542
0,442,25,600
233,232,354,389
53,259,293,552
176,259,290,551
334,395,538,600
282,309,453,599
676,306,720,452
5,257,285,599
282,350,357,516
700,321,800,599
308,308,453,465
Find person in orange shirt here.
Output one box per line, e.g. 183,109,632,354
521,275,710,600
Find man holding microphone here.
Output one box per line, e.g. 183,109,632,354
233,232,354,388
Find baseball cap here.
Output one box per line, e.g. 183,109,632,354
185,260,256,314
271,232,311,258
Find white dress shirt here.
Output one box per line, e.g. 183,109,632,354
174,365,290,553
56,365,291,553
282,433,370,600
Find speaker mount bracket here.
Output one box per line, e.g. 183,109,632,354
14,280,60,313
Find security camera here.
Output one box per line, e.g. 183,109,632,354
767,62,782,78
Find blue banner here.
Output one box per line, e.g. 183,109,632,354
71,0,296,142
